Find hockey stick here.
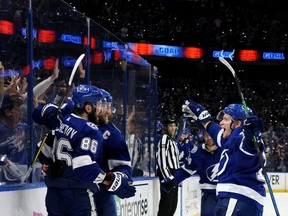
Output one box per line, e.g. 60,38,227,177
175,117,188,143
173,116,186,139
21,53,85,183
219,57,280,216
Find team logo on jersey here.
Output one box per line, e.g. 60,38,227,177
86,122,98,130
207,163,219,182
77,85,89,93
191,145,198,153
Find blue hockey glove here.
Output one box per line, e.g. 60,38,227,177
33,103,61,129
160,176,177,193
160,168,191,193
105,172,136,199
243,115,265,145
33,100,73,130
182,100,212,124
41,103,62,129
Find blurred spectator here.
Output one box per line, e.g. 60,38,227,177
125,106,143,176
0,93,27,183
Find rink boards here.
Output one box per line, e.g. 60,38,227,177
0,173,287,216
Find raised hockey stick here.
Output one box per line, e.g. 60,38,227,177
21,53,85,183
219,57,280,216
175,117,188,143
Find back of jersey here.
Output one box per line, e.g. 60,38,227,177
45,113,103,190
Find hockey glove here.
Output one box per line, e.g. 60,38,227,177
33,103,62,129
182,100,212,124
105,172,136,199
160,168,191,193
243,115,265,147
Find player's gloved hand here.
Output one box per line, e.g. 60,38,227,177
160,168,191,193
243,115,265,146
182,100,212,124
182,100,198,120
33,103,62,129
60,99,74,115
42,103,63,129
105,172,136,199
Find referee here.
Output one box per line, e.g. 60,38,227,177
156,115,180,216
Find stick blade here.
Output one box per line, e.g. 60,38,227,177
69,53,85,86
219,57,236,78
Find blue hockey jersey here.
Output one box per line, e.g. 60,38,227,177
207,123,266,212
39,113,104,192
98,122,132,177
194,143,221,194
0,122,28,164
177,138,193,167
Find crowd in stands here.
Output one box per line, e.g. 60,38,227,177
157,74,288,172
66,0,288,173
71,0,288,50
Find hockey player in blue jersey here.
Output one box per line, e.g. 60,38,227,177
193,130,221,216
33,84,135,216
94,88,135,216
177,127,193,167
176,118,221,216
181,101,266,216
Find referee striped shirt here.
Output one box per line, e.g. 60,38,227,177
157,133,180,179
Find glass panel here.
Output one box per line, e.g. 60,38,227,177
0,0,157,185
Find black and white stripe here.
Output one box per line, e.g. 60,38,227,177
157,134,180,179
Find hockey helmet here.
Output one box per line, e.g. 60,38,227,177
99,88,116,113
100,88,113,102
163,115,176,125
222,103,253,121
72,84,103,109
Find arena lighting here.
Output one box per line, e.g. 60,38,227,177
61,57,79,67
43,57,56,70
183,47,203,59
22,65,30,75
127,43,153,55
60,33,81,44
21,27,37,39
126,51,150,66
83,36,96,49
263,52,285,60
103,41,125,50
127,43,203,58
238,50,259,61
114,50,121,61
0,20,13,35
38,29,56,43
34,60,42,69
213,50,235,60
128,42,287,63
155,45,182,57
91,52,104,64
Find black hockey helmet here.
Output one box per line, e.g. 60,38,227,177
163,115,176,125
